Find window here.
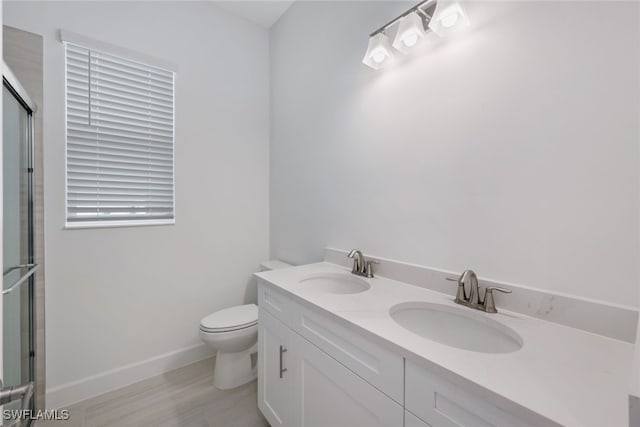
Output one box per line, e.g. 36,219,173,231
64,35,175,227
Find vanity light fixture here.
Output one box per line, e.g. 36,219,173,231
428,0,470,37
362,0,469,70
392,12,428,53
362,32,394,69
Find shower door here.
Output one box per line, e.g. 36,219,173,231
2,74,36,415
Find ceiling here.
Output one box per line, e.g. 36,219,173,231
213,1,296,28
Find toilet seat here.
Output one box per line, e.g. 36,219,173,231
200,322,257,334
200,304,258,333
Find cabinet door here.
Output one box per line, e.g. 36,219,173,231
406,411,432,427
289,332,403,427
258,309,293,427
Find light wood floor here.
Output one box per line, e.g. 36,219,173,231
37,358,268,427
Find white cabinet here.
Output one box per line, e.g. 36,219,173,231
258,283,295,325
258,309,294,427
405,411,431,427
292,305,404,403
289,331,403,427
258,306,402,427
405,360,536,427
257,282,538,427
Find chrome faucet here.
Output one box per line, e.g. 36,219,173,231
347,249,378,278
446,270,511,313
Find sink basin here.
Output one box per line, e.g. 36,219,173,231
390,302,523,353
299,273,370,294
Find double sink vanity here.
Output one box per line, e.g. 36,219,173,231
254,251,634,427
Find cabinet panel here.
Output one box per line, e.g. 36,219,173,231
406,411,431,427
294,303,404,403
290,332,403,427
258,283,295,325
406,360,533,427
258,309,293,427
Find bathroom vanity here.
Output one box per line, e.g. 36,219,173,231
254,262,633,427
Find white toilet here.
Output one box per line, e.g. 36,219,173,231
200,260,291,390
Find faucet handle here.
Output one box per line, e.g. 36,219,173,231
483,286,512,313
364,259,379,278
486,286,512,294
446,277,467,303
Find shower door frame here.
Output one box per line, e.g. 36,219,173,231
3,61,37,416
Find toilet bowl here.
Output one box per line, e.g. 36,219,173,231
200,260,292,390
200,304,259,390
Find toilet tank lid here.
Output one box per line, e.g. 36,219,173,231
200,304,258,330
259,260,293,271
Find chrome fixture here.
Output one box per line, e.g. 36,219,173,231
2,264,38,296
446,270,511,313
347,249,378,278
0,379,34,427
279,345,287,379
362,0,470,70
3,61,37,113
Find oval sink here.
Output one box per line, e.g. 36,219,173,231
390,302,522,353
299,273,370,294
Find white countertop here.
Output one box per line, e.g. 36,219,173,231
255,262,634,427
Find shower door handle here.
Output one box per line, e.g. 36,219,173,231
0,381,34,427
2,264,38,295
0,381,33,406
3,263,37,276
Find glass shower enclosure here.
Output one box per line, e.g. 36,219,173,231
2,64,37,420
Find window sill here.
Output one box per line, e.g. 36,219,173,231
64,219,175,230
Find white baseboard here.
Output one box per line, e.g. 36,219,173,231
46,343,215,410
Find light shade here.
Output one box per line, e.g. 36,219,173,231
392,12,427,53
362,33,394,70
428,0,470,37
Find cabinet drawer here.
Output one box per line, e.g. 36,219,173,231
293,305,404,404
406,360,534,427
258,282,295,325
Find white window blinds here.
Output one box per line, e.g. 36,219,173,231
65,42,175,226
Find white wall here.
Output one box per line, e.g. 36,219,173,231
270,1,640,308
4,1,270,404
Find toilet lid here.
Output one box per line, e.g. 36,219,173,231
200,304,258,332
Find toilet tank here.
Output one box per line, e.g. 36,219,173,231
259,260,292,272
